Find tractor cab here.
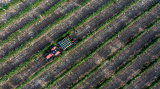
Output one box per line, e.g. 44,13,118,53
45,46,60,61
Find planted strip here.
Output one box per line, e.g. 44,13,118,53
22,0,160,88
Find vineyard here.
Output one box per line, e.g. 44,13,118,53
0,0,160,89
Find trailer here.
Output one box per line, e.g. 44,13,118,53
58,35,77,50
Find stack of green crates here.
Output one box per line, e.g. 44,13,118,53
58,37,73,50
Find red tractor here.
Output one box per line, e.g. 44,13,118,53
45,46,60,61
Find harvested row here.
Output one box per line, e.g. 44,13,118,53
0,0,84,60
74,3,160,89
0,0,61,41
20,0,159,88
98,21,160,89
125,57,160,89
49,0,158,88
0,0,109,83
0,0,38,25
0,0,113,88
